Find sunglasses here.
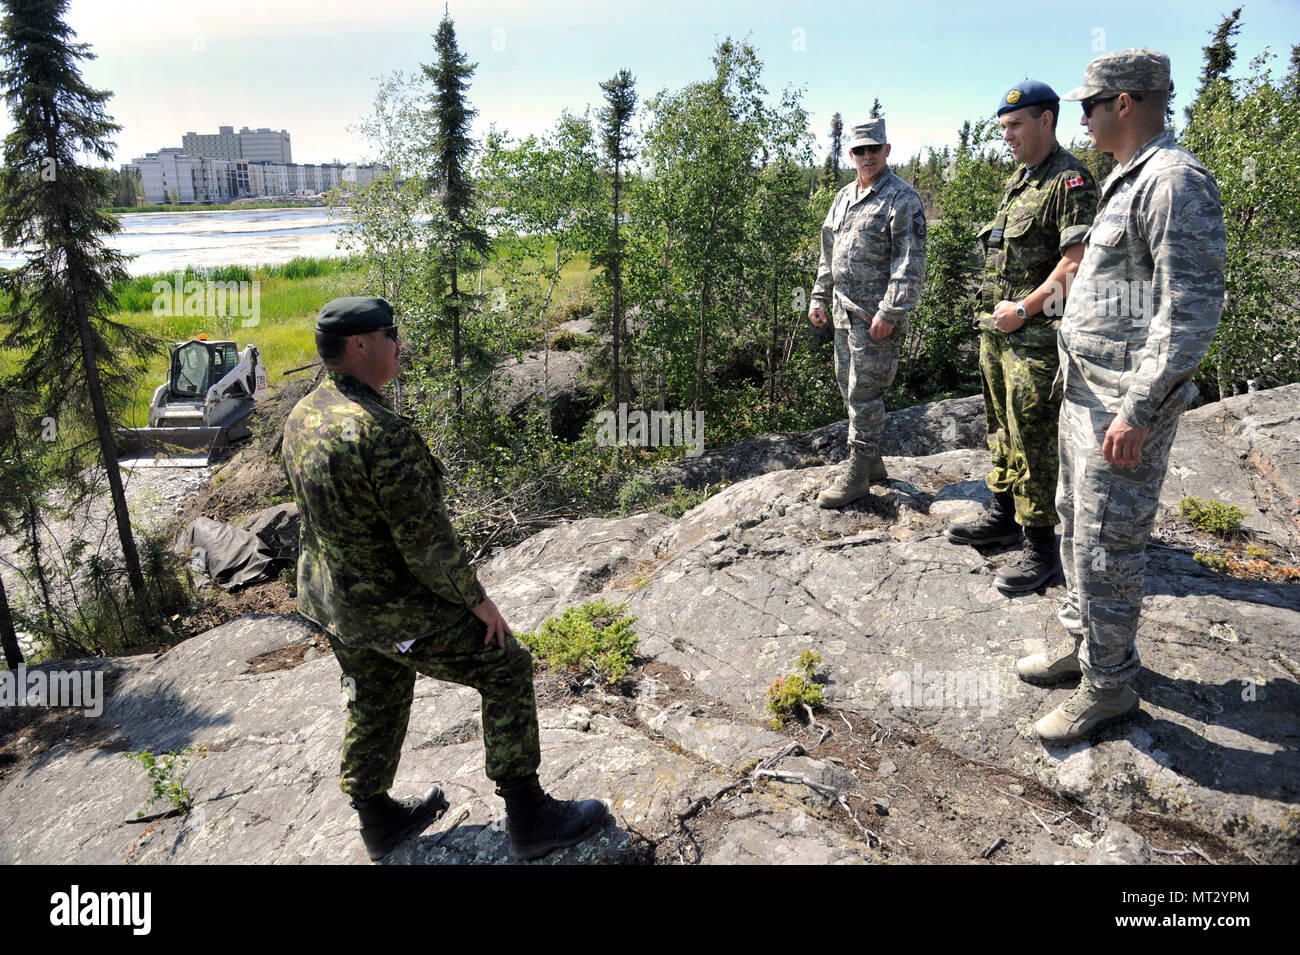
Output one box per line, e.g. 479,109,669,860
1082,92,1142,118
850,143,885,156
383,326,400,341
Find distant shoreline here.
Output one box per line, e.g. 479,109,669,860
104,200,327,215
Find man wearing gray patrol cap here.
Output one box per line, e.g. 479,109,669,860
1018,49,1226,745
809,115,927,507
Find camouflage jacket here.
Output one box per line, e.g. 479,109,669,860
1059,131,1226,428
811,169,927,329
281,370,486,644
977,142,1097,348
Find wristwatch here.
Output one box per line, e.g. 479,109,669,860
1014,300,1028,320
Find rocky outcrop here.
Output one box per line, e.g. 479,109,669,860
2,385,1297,864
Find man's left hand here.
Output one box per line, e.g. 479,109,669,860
473,597,513,649
992,299,1025,333
869,314,894,339
1102,416,1149,469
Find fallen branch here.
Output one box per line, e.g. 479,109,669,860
979,837,1007,860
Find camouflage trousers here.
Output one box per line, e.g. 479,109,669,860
327,610,541,800
833,307,905,453
980,330,1061,527
1056,395,1185,687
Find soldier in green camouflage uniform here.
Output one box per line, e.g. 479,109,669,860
947,80,1097,596
1018,50,1226,743
809,117,927,508
282,296,607,860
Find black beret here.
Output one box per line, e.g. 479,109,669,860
315,296,395,336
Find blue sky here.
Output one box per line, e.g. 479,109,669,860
32,0,1300,169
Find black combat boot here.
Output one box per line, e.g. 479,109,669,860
496,775,610,861
351,785,449,862
995,524,1062,595
946,490,1020,546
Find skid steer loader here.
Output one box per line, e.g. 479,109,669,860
117,337,268,468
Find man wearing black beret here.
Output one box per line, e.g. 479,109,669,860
282,296,609,861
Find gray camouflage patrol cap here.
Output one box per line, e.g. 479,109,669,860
1063,48,1172,101
847,118,887,148
315,296,396,336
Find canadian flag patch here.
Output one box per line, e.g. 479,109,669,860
1065,176,1085,189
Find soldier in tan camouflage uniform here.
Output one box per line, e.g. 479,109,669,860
1018,51,1227,743
948,81,1097,596
282,296,608,860
809,117,927,508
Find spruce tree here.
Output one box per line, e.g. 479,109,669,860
596,69,637,420
1186,6,1243,121
0,0,155,602
423,11,488,411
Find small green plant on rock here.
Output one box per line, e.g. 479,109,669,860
519,599,638,684
1194,552,1229,572
1179,496,1246,537
126,745,208,817
766,650,826,729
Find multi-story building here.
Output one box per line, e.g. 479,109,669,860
182,125,292,164
130,135,386,204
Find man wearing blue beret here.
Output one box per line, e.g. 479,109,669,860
948,81,1098,599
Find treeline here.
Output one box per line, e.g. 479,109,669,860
331,9,1300,548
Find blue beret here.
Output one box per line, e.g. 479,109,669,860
997,80,1060,117
315,296,395,336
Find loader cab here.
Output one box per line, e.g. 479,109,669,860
170,339,239,399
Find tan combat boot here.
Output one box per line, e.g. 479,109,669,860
817,450,887,509
1015,635,1083,685
1034,681,1139,744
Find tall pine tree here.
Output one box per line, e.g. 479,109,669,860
596,69,637,422
423,11,488,411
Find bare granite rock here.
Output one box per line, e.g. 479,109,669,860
3,385,1297,865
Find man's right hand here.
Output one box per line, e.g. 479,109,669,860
808,305,827,327
473,597,513,649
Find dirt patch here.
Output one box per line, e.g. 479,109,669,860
178,373,317,527
525,655,1241,865
0,665,130,791
243,629,332,674
161,578,302,652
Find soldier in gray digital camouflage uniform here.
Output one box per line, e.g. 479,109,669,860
1017,51,1226,743
809,117,927,508
281,296,608,860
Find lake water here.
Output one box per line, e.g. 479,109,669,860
0,206,353,276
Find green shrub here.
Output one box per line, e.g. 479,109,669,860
549,328,597,351
617,474,657,516
766,650,826,729
13,531,193,659
126,745,208,817
1179,497,1246,536
554,280,595,322
1194,552,1230,572
518,599,638,684
661,484,708,518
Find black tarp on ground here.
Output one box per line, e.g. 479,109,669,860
175,517,277,590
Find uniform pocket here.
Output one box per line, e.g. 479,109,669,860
1003,214,1035,239
1067,332,1126,397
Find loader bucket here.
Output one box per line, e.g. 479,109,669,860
116,426,231,468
